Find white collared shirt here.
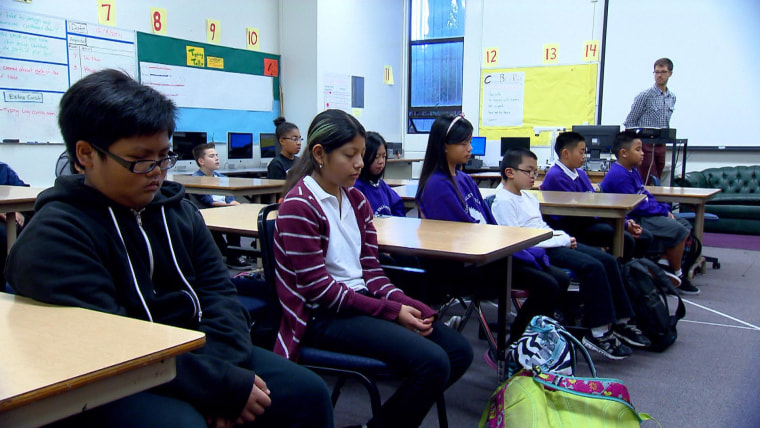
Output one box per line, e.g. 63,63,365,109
303,176,366,291
555,160,579,180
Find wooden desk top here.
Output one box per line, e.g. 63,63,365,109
525,190,645,210
201,203,267,236
645,186,721,199
374,216,551,264
0,293,205,413
201,204,551,264
170,175,285,190
0,186,45,209
384,179,418,187
386,158,423,164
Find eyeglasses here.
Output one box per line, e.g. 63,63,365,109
91,144,178,174
515,168,539,178
283,136,303,142
653,70,671,75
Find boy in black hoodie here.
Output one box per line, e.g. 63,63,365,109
6,69,333,427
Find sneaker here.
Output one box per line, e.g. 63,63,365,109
582,330,632,360
677,275,700,295
226,255,252,270
444,315,462,331
613,323,651,348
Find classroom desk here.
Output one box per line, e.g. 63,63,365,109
0,293,205,427
470,170,607,188
171,167,268,178
200,204,550,381
392,186,644,257
0,186,45,255
383,178,418,187
170,175,285,203
525,190,646,258
645,186,721,241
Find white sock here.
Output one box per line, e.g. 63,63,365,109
591,325,610,338
675,268,683,277
616,318,630,326
658,258,668,265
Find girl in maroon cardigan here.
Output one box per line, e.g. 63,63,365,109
273,109,473,427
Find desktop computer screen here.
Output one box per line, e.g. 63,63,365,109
571,125,620,152
259,133,277,159
500,137,530,156
470,137,486,157
228,132,253,160
172,131,207,161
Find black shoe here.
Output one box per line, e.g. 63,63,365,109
677,275,700,295
582,330,632,360
226,255,252,270
613,323,651,348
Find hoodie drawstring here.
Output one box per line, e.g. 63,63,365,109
108,207,153,322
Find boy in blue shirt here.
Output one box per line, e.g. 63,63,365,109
493,148,650,359
541,131,653,261
601,132,699,294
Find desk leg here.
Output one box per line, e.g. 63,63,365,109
693,204,706,241
497,256,512,383
612,218,625,258
6,212,16,256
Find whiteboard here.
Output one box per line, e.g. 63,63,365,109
601,0,760,147
139,62,273,111
0,8,137,144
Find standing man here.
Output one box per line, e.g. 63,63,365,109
624,58,675,185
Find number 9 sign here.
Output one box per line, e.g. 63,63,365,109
206,19,221,44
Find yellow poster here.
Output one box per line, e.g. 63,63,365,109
479,64,598,145
186,46,205,67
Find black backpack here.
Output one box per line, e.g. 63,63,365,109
682,230,703,274
622,258,686,352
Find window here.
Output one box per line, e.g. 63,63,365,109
408,0,466,133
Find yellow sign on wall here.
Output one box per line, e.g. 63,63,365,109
97,0,116,26
484,47,498,67
186,46,205,67
542,44,559,64
582,40,600,62
246,27,260,51
479,64,598,145
150,8,167,35
206,19,220,44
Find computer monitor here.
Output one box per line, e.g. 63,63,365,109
172,131,207,162
227,132,253,161
571,125,620,152
470,136,486,157
500,137,530,156
259,132,277,159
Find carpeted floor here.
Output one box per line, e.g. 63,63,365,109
702,232,760,251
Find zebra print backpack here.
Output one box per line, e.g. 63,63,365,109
505,315,593,378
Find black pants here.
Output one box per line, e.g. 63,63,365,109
546,244,635,328
548,217,654,261
305,313,473,427
48,346,334,427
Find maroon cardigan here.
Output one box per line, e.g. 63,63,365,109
272,178,436,361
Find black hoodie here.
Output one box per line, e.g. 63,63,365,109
7,175,256,418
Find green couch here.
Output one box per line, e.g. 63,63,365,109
679,165,760,235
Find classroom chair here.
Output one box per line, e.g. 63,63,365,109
257,203,449,428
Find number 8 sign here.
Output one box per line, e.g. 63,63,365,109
151,8,167,35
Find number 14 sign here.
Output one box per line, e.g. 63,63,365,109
583,40,600,62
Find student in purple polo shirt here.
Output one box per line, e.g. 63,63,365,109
600,132,698,295
353,131,405,217
541,131,653,261
415,114,569,363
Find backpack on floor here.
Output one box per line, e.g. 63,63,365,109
481,316,658,428
622,258,685,352
682,230,703,275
